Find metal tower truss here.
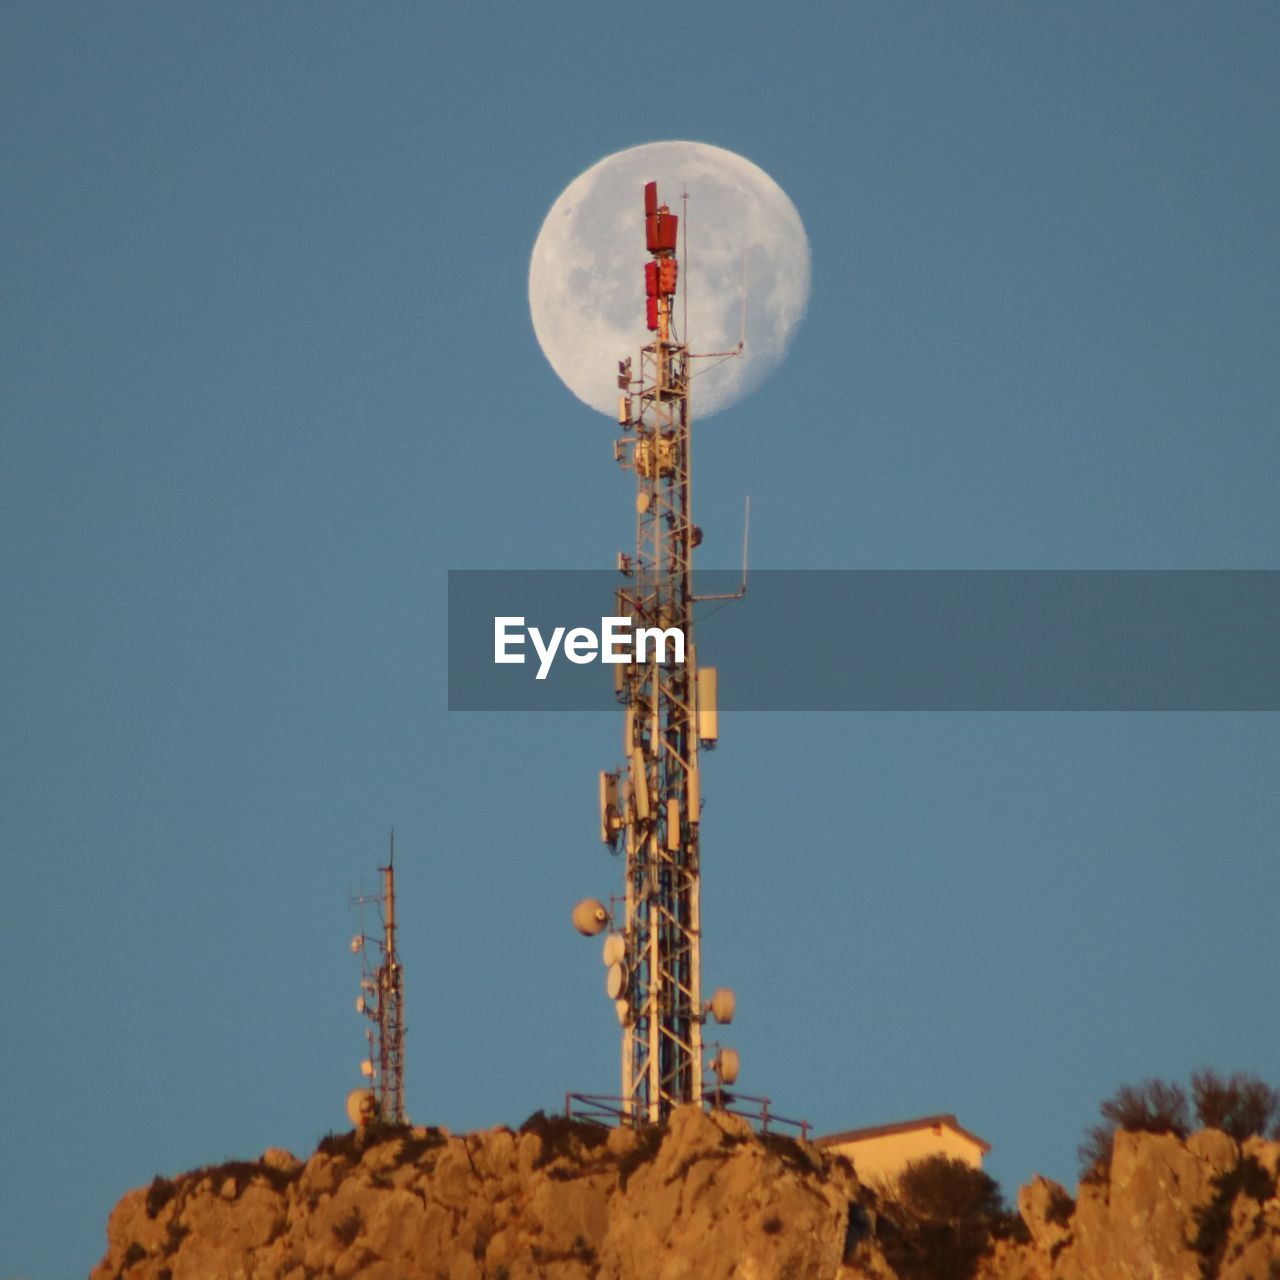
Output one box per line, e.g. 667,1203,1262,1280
593,181,732,1125
351,841,406,1126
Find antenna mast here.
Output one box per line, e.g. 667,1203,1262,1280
351,834,406,1125
594,181,734,1123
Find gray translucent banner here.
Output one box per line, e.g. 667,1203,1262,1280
448,570,1280,711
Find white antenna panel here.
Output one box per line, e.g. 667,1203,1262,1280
630,748,650,819
697,668,718,744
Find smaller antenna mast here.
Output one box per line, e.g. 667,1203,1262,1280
349,831,406,1126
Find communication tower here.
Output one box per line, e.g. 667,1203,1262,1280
575,181,738,1124
350,836,406,1126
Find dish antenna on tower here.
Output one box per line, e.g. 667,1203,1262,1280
572,179,747,1126
349,832,406,1126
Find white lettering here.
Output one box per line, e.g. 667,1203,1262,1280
564,627,599,664
528,625,566,681
494,617,526,664
601,616,632,662
635,626,686,664
493,616,687,677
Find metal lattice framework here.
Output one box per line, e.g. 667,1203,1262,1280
600,182,714,1124
353,845,405,1125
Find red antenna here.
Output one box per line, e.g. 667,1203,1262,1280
643,181,679,338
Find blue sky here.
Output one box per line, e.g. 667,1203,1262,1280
3,4,1279,1276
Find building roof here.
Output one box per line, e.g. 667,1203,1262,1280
814,1113,991,1155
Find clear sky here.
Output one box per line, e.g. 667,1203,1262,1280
3,5,1279,1277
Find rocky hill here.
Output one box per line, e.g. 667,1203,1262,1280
93,1107,1280,1280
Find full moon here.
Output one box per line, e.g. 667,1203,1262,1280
529,141,810,418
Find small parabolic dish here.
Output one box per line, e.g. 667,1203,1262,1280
710,987,736,1025
602,934,625,966
606,961,628,1000
573,898,610,936
346,1088,375,1127
713,1048,740,1085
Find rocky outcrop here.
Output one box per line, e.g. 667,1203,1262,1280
93,1120,1280,1280
93,1107,868,1280
984,1129,1280,1280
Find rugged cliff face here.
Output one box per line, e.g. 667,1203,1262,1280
94,1109,1280,1280
995,1128,1280,1280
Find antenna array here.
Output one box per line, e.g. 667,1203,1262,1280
350,836,406,1125
580,181,736,1124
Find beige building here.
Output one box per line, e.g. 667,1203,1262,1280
815,1114,991,1187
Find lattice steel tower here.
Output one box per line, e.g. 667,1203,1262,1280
583,181,736,1124
351,840,406,1125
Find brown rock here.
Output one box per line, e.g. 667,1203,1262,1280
299,1151,345,1199
529,1170,612,1255
1018,1174,1073,1257
1243,1135,1280,1182
359,1143,399,1176
356,1185,430,1260
262,1147,302,1174
607,1124,640,1157
1055,1128,1248,1280
433,1139,478,1209
517,1130,543,1176
180,1182,284,1252
977,1239,1052,1280
480,1127,518,1178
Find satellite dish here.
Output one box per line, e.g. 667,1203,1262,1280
355,996,366,1014
346,1088,375,1127
637,491,651,514
350,935,364,954
572,898,610,936
710,987,736,1025
360,1059,374,1078
602,934,625,966
606,961,628,1000
615,998,629,1026
712,1048,740,1085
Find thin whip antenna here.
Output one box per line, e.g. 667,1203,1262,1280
738,248,747,351
682,188,689,342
